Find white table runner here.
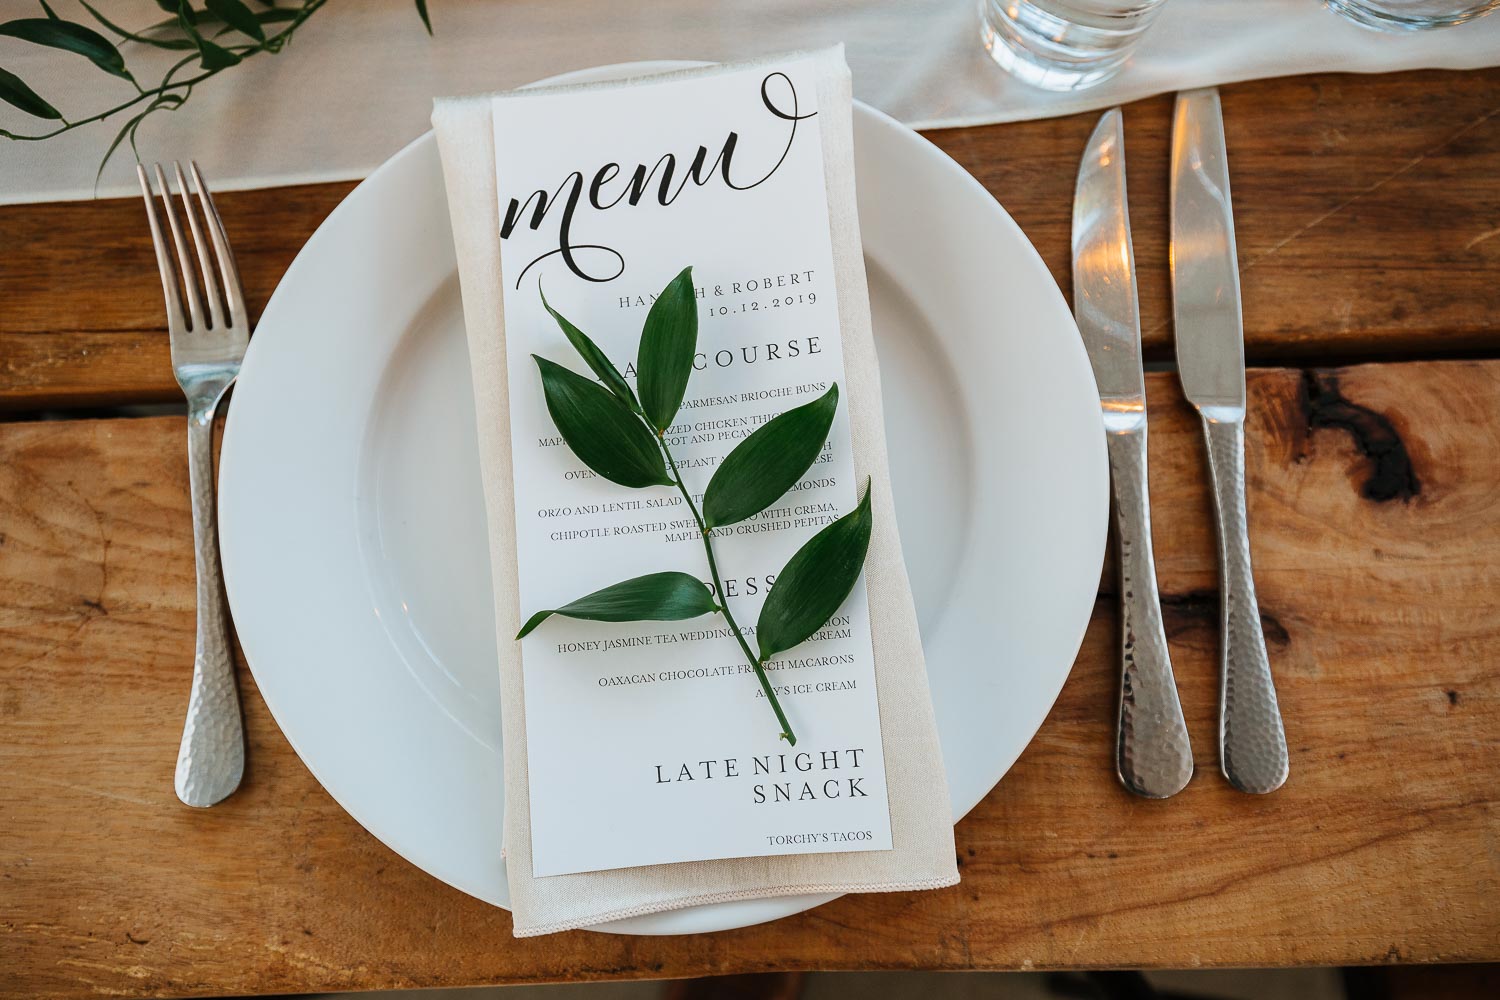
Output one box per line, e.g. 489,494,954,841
2,0,1497,204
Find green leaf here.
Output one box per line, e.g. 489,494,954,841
169,1,206,44
0,18,130,79
517,571,716,639
204,0,264,40
179,0,244,70
756,482,873,662
255,9,298,23
636,266,698,432
194,36,241,70
0,65,60,119
157,0,207,25
703,384,839,529
39,1,59,19
414,0,433,35
77,2,196,49
535,355,672,489
542,289,639,413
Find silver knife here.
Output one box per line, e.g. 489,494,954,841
1170,88,1288,794
1074,108,1194,799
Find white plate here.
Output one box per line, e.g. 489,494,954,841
219,62,1107,935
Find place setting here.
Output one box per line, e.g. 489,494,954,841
206,43,1279,936
216,48,1108,935
4,0,1500,994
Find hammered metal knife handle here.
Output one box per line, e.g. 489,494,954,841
1200,415,1288,794
1106,429,1194,799
175,407,245,807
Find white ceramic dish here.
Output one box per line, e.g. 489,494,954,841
219,62,1106,935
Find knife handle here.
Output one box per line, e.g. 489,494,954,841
1200,415,1288,794
1106,428,1194,799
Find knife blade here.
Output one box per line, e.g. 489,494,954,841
1171,88,1289,794
1074,108,1193,800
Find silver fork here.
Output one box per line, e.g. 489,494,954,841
139,161,247,808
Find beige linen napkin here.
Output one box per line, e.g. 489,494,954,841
432,46,958,938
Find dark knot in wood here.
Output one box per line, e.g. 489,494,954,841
1299,369,1420,503
1158,589,1290,648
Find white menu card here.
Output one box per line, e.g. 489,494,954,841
492,55,892,878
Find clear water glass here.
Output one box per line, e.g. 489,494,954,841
979,0,1170,92
1326,0,1498,29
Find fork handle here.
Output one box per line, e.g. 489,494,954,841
1201,414,1288,794
1107,428,1194,798
175,405,245,807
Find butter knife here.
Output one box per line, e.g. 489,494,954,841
1170,88,1289,794
1074,109,1194,799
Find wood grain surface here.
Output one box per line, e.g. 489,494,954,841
3,360,1497,998
2,68,1499,411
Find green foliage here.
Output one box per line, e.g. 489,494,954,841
0,17,131,79
755,484,872,662
636,266,698,432
0,65,60,119
0,1,434,179
542,289,639,414
204,0,264,41
534,355,673,489
703,384,838,529
524,271,874,745
516,573,718,640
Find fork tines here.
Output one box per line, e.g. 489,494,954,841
137,161,247,339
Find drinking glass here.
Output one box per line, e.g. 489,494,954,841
1326,0,1499,29
979,0,1170,92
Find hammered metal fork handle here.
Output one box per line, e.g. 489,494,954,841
1200,415,1288,794
175,405,245,807
1106,429,1194,799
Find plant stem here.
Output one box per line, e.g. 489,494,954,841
2,66,212,141
658,435,797,746
3,0,327,145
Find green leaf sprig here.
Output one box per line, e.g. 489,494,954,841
0,1,434,184
519,267,874,746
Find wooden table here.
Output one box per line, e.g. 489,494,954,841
3,69,1499,999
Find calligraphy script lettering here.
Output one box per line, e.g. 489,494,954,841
500,72,817,288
